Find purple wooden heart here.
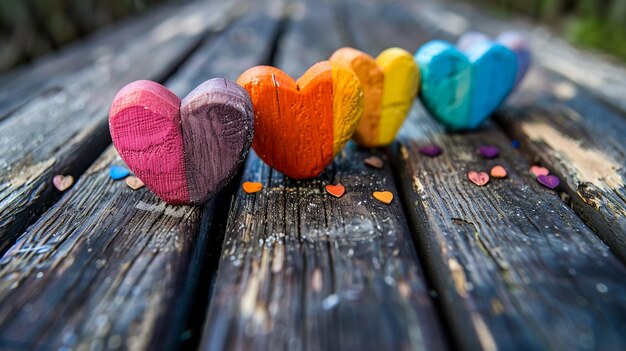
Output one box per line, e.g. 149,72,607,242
478,145,499,159
180,79,254,204
537,174,560,189
457,31,531,87
110,78,254,205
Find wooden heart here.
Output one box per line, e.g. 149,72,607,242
330,47,419,147
457,31,531,88
237,62,363,179
415,40,517,131
109,79,254,205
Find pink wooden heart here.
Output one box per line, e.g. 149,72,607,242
109,79,254,205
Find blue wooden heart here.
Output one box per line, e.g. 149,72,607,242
415,40,517,131
457,31,531,88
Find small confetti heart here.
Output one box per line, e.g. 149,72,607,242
478,145,499,159
364,156,383,169
325,184,345,198
52,174,74,191
125,176,144,190
537,174,560,189
468,171,489,186
530,165,549,177
373,191,393,204
490,165,507,179
110,165,130,180
419,145,442,157
242,181,263,194
511,140,520,149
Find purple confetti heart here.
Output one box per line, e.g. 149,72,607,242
478,145,499,159
419,145,442,157
537,175,560,189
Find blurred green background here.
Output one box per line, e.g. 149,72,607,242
462,0,626,60
1,0,625,74
0,0,190,73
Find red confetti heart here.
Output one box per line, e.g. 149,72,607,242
468,171,489,186
537,174,560,189
530,165,549,177
325,184,345,198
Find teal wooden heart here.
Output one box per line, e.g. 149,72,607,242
415,40,517,131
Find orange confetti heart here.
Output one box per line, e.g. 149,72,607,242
125,176,145,190
52,174,74,191
530,165,549,177
242,181,263,194
325,184,345,198
490,165,507,179
373,191,393,204
468,171,489,186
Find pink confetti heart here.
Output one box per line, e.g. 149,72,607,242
468,171,489,186
537,174,560,189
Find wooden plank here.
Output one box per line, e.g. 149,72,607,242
0,0,247,253
496,68,626,261
200,0,447,350
0,3,181,121
341,0,626,350
0,5,281,350
401,0,626,264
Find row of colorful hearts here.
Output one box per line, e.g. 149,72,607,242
109,31,530,205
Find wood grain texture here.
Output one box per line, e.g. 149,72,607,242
0,0,248,253
109,79,254,205
0,4,282,350
237,61,363,179
496,67,626,263
340,0,626,350
200,0,447,349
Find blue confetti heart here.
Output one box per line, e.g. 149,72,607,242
110,165,130,180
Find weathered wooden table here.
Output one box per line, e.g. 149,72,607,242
1,0,626,350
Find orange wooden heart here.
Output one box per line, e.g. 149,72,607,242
325,184,345,198
330,47,419,147
237,62,363,179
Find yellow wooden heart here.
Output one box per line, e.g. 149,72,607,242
330,47,419,147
